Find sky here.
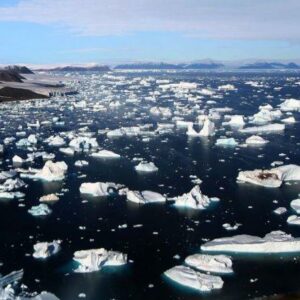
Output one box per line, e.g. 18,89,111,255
0,0,300,65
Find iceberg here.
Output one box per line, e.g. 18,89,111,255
74,160,89,167
287,215,300,225
73,248,127,273
79,182,123,197
201,231,300,253
31,161,68,182
185,254,233,274
279,98,300,111
164,265,223,292
69,136,98,151
245,135,269,145
282,116,296,123
126,190,166,204
171,186,216,210
150,106,172,117
0,178,26,192
39,194,59,202
28,204,52,216
45,135,65,147
33,240,61,259
237,164,300,187
227,115,245,126
91,150,120,158
290,199,300,214
135,162,158,172
199,118,215,137
240,123,285,133
216,138,238,147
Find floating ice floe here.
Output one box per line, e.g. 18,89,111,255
45,135,65,147
59,147,75,156
28,204,52,216
245,135,269,145
0,178,26,192
126,190,166,204
279,98,300,111
21,161,68,182
287,215,300,225
33,240,61,259
91,150,120,158
74,160,89,167
73,248,127,273
201,231,300,253
218,84,236,91
150,106,172,118
79,182,123,197
282,116,296,123
135,161,158,172
240,123,285,133
216,138,238,147
69,136,98,151
273,207,287,215
39,194,59,202
185,254,233,274
290,199,300,213
12,155,25,165
164,265,223,292
170,185,218,210
226,115,245,127
237,164,300,188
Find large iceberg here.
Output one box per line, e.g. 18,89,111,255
185,254,233,274
201,231,300,253
164,265,223,292
73,248,127,273
237,164,300,188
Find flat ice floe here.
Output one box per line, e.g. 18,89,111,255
91,150,120,158
185,254,233,274
28,204,52,216
73,248,127,273
279,98,300,111
170,185,218,210
126,190,166,204
201,231,300,253
216,138,238,147
240,123,285,133
237,164,300,187
79,182,123,197
164,265,223,292
33,240,61,259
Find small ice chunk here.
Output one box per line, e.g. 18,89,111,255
39,194,59,202
91,150,120,158
245,135,269,145
79,182,123,197
216,138,238,147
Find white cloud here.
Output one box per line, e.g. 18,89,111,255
0,0,299,40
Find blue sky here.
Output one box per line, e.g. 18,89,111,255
0,0,300,65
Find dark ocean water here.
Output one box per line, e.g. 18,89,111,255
0,71,300,300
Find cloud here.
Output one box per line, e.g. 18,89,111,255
0,0,299,40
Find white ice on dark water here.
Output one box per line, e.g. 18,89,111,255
126,190,166,204
185,254,233,274
201,231,300,253
73,248,127,273
79,182,123,197
237,164,300,187
135,161,158,172
164,265,223,292
170,185,218,210
33,240,61,259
